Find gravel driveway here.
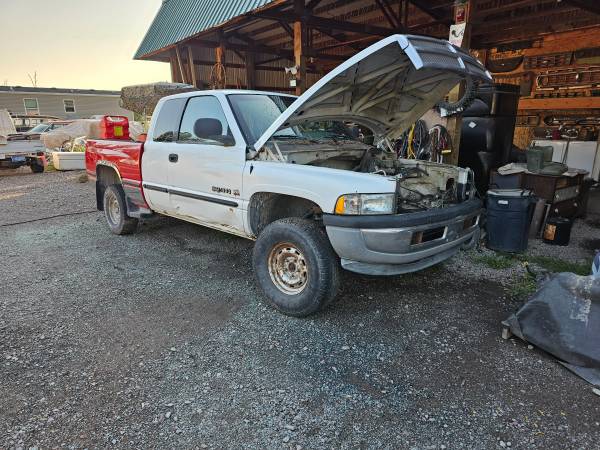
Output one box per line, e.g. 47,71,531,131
1,169,599,449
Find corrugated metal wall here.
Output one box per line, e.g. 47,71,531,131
0,93,133,120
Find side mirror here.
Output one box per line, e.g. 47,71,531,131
137,133,147,143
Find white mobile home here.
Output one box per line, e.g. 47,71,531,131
0,86,133,122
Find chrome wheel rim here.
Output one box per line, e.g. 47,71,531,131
106,192,121,226
268,242,308,295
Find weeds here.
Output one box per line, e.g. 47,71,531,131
507,273,538,299
472,251,590,276
472,253,517,270
527,256,590,276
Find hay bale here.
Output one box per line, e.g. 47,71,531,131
120,82,197,115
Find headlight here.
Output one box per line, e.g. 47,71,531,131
334,193,395,215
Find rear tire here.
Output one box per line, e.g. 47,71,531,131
253,218,340,317
103,184,138,235
30,161,44,173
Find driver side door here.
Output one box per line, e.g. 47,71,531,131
168,95,246,233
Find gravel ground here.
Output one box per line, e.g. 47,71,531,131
1,169,599,449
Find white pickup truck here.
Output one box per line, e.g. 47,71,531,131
86,35,492,316
0,112,47,173
0,139,46,173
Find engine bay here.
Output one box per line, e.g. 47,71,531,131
257,140,475,212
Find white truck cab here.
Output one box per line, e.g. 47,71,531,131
96,34,492,316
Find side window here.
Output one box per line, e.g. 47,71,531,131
152,98,186,142
178,96,234,147
63,99,76,113
23,98,39,115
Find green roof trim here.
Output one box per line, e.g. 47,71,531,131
135,0,275,59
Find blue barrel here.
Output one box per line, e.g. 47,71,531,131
486,189,535,253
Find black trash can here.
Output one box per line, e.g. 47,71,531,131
486,189,535,253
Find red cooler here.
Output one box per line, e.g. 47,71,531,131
99,115,130,140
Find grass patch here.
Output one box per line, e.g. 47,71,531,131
472,251,590,276
507,273,538,299
528,256,590,276
473,253,517,270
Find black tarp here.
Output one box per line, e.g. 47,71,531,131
504,273,600,386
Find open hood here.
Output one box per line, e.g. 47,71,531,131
253,34,492,152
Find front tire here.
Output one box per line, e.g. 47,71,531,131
103,184,138,235
253,218,340,317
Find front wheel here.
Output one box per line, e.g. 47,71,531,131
103,184,138,235
253,218,340,317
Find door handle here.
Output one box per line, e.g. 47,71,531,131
168,153,178,163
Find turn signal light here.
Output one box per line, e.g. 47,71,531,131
335,196,346,214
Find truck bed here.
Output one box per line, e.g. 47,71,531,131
85,139,144,182
86,139,151,217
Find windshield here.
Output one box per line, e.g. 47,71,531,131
228,93,365,146
228,94,294,145
28,124,50,133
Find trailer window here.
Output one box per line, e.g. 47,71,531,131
63,99,76,113
23,98,39,115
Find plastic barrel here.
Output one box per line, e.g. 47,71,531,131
486,189,535,253
543,217,572,246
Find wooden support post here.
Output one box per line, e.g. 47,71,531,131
169,51,182,83
245,50,256,89
402,0,409,28
187,46,197,88
175,46,188,84
293,0,307,95
445,0,473,166
216,42,225,65
293,21,307,95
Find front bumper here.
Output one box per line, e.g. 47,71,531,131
323,198,482,276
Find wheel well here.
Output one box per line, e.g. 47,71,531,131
248,193,323,236
95,165,121,211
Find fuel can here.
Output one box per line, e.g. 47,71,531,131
99,115,130,140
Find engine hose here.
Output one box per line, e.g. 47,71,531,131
436,76,478,116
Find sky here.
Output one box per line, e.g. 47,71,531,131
0,0,171,90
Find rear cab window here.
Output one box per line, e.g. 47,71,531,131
152,98,186,142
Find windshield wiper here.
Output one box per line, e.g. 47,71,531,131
272,135,303,139
309,134,354,144
323,133,352,140
273,135,320,144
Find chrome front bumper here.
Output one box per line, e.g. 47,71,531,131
323,199,482,276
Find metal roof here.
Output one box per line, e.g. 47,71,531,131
134,0,275,60
0,86,120,96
